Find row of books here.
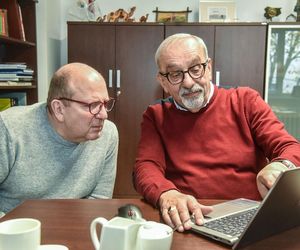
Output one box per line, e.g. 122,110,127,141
0,63,34,86
0,92,27,111
0,1,25,41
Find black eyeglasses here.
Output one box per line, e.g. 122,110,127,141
58,97,115,115
159,60,208,85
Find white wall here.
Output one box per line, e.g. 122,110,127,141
236,0,295,22
36,0,297,101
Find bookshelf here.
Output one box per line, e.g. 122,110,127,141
0,0,38,105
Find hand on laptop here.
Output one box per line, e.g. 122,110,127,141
256,161,287,198
158,190,213,232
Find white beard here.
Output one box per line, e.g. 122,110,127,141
179,83,206,110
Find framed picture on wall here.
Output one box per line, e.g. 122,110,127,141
199,1,236,22
153,7,192,23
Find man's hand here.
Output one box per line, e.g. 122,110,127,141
158,190,213,232
256,162,287,198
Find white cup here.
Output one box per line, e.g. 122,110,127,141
0,218,41,250
136,221,173,250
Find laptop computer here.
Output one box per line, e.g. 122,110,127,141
191,168,300,249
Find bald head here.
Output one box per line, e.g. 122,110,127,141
47,63,106,113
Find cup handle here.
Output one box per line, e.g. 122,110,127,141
90,217,108,250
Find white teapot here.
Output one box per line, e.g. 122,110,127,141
90,217,173,250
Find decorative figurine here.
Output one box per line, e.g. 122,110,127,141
96,6,148,23
139,14,149,22
106,6,136,22
264,6,281,21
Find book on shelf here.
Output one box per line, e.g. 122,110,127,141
0,75,33,81
16,3,25,41
0,63,27,70
0,97,18,111
0,63,34,83
0,92,27,106
0,68,33,74
1,0,26,41
0,8,8,36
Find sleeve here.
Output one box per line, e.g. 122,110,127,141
0,115,12,184
88,122,119,199
133,107,178,207
244,88,300,166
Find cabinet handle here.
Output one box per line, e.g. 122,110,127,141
108,69,113,88
116,70,121,88
215,71,220,86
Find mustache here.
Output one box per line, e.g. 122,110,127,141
180,84,203,95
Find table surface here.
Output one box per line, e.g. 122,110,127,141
1,199,300,250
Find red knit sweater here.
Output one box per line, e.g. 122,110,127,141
134,86,300,206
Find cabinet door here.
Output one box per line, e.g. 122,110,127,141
68,23,164,198
214,25,267,96
114,25,164,197
68,23,115,98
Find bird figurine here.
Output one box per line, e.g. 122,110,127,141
264,7,281,21
139,14,149,22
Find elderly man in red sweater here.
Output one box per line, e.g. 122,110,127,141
133,33,300,233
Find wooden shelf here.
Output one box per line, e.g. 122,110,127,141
0,85,36,90
0,34,35,47
0,0,38,104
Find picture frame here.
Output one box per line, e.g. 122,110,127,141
153,7,192,23
199,1,236,22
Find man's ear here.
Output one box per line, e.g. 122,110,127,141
156,73,169,94
50,99,65,122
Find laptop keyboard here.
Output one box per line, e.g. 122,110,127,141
203,207,258,237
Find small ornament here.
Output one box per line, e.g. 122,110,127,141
264,6,281,21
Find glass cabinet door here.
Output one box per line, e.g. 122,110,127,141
265,24,300,141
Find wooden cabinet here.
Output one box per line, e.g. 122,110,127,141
165,23,267,96
68,22,164,197
0,0,38,104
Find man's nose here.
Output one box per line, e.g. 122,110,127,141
181,71,196,88
94,105,108,119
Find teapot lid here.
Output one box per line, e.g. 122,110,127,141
139,221,172,239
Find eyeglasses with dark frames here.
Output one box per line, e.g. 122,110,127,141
57,97,115,115
159,59,209,85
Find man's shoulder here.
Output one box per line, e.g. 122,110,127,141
0,102,45,124
104,119,117,131
218,86,261,101
219,86,258,95
103,119,118,138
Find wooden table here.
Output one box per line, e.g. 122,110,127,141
1,199,300,250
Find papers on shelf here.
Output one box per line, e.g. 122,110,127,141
0,81,32,86
0,63,27,69
0,63,34,84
